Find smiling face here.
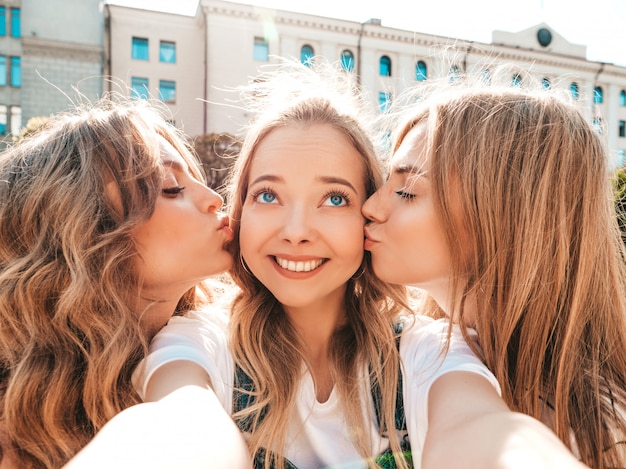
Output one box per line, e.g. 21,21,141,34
133,136,233,331
362,124,454,306
239,123,367,317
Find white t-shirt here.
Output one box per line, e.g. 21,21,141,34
134,308,500,469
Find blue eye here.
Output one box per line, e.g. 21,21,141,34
329,195,345,206
261,192,276,203
252,189,278,204
323,191,349,207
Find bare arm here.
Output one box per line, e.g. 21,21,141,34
64,384,251,469
423,371,587,469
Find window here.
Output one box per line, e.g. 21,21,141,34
0,105,6,135
415,61,427,81
617,150,626,167
511,73,522,87
379,56,391,77
0,56,6,86
378,92,391,112
0,7,6,37
542,77,551,89
159,80,176,104
132,37,149,61
449,65,460,83
10,8,19,38
481,69,491,84
253,37,269,61
570,82,579,100
620,120,626,138
10,105,20,135
300,45,314,66
10,57,20,87
340,50,354,72
621,90,626,107
130,77,149,99
593,86,603,104
593,117,603,135
159,41,176,63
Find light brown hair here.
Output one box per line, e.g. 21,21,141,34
394,81,626,468
226,62,409,469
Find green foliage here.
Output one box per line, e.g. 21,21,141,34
12,116,51,143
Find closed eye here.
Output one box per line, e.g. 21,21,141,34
395,190,415,200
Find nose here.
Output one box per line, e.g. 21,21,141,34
362,190,385,223
279,203,314,244
201,185,224,213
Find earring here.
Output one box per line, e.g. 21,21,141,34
240,254,253,275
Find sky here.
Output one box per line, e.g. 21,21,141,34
107,0,626,67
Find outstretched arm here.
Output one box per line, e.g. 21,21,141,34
64,384,251,469
423,371,587,469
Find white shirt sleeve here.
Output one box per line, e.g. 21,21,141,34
401,316,501,459
132,307,235,413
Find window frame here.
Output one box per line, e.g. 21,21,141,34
131,37,149,61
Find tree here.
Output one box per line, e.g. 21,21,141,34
193,132,240,195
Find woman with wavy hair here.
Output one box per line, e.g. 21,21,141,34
137,62,584,469
0,96,248,468
363,79,626,468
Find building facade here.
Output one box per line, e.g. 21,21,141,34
1,0,626,165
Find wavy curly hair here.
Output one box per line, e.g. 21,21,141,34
0,96,208,468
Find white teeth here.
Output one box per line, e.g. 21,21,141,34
276,257,324,272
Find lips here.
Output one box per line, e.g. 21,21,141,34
274,256,326,272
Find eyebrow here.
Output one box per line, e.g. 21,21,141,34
162,160,188,173
249,174,358,193
392,163,429,178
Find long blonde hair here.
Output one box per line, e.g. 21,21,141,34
0,96,208,468
396,82,626,468
226,62,409,469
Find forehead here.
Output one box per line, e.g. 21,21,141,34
249,123,367,180
157,135,186,166
391,124,429,172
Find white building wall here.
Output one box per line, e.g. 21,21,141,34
106,4,206,136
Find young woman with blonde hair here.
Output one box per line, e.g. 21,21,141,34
136,62,584,469
0,96,248,468
363,78,626,468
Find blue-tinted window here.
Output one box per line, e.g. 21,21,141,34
0,105,6,135
10,57,20,87
379,56,391,77
10,8,19,38
253,37,268,61
621,90,626,107
0,56,6,86
300,44,314,66
449,65,460,83
512,74,522,87
593,117,603,135
481,69,491,84
542,77,551,89
132,37,149,61
340,49,354,72
415,61,427,81
0,8,6,36
131,77,149,99
378,92,391,112
593,86,603,104
620,120,626,138
159,80,176,104
159,41,176,63
570,82,579,100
